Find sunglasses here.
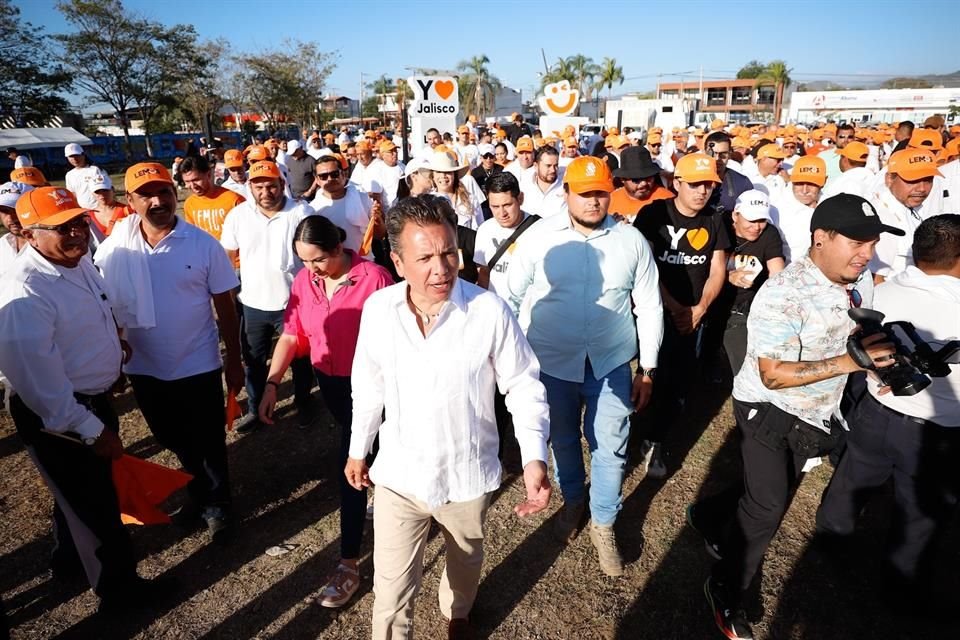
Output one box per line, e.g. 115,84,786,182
315,170,342,180
848,288,862,308
30,215,90,235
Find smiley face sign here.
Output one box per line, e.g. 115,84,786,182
538,81,580,117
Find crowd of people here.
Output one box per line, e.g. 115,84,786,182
0,110,958,640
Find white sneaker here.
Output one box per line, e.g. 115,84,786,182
313,563,359,608
645,442,667,479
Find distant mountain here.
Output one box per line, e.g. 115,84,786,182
796,71,960,92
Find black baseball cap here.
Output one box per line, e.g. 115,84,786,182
810,193,905,241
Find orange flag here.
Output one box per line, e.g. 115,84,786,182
226,393,244,431
112,455,192,526
359,214,376,257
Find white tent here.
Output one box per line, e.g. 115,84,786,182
0,127,92,151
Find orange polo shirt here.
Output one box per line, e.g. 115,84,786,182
183,186,245,267
609,185,674,218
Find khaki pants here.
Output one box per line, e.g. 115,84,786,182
371,486,492,639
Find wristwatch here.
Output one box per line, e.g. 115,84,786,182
82,434,99,446
642,368,657,379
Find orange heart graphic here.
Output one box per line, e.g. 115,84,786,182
686,227,710,251
435,80,454,100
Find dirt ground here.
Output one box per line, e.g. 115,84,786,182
2,183,959,639
2,368,959,640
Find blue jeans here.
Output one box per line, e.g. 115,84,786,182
541,360,633,526
242,304,314,416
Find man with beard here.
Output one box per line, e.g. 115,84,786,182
703,132,754,216
703,194,901,640
508,157,662,577
634,153,729,479
221,162,317,433
95,163,243,542
519,146,566,218
609,147,673,223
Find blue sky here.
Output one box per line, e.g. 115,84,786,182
20,0,958,110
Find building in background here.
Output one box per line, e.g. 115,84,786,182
657,79,778,124
785,87,960,125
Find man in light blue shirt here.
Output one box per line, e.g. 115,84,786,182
506,156,663,576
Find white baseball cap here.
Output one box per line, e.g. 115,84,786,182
92,169,113,192
403,156,431,178
287,140,302,153
477,143,496,157
0,181,34,209
64,143,84,157
734,189,772,221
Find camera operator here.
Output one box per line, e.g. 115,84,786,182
816,213,960,609
702,193,904,640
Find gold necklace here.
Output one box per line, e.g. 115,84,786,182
412,302,441,325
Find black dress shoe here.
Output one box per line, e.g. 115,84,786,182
97,575,179,615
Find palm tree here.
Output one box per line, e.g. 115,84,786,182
456,54,502,121
540,56,573,89
756,60,792,124
594,57,624,118
565,55,599,114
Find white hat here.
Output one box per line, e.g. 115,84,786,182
426,150,467,176
287,140,302,153
0,181,34,209
92,169,112,192
627,131,644,141
477,143,496,157
64,143,84,157
403,156,431,178
734,189,771,221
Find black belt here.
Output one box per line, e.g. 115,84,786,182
867,392,941,428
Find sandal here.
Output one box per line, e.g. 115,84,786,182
311,563,360,608
265,542,300,557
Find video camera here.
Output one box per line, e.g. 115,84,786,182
847,308,960,396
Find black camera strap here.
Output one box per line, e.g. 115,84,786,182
487,214,540,271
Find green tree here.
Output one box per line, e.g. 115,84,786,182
55,0,204,157
594,57,624,117
0,0,72,126
736,60,767,79
755,60,793,123
237,40,336,132
457,55,502,121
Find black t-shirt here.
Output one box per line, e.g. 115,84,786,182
286,154,316,198
634,199,731,306
471,164,503,194
720,224,785,312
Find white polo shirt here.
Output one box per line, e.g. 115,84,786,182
65,166,109,209
220,198,314,311
519,173,568,218
98,216,239,380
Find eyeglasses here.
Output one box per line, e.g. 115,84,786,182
315,170,341,180
30,215,90,235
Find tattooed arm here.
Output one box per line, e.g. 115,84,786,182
757,334,895,390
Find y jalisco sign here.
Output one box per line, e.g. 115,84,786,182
408,76,460,116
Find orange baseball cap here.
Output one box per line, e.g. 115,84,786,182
15,186,88,227
646,133,663,145
457,124,470,134
790,156,827,187
908,128,944,151
516,137,535,153
125,162,173,193
756,144,787,160
355,140,372,153
246,145,270,162
11,166,46,186
494,128,508,139
264,139,279,149
563,156,614,194
364,130,377,139
564,136,579,148
674,153,721,183
710,119,725,131
562,125,576,138
949,124,960,137
607,127,620,136
224,149,244,169
248,160,282,181
732,136,751,149
887,149,942,180
379,140,397,154
837,142,869,163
